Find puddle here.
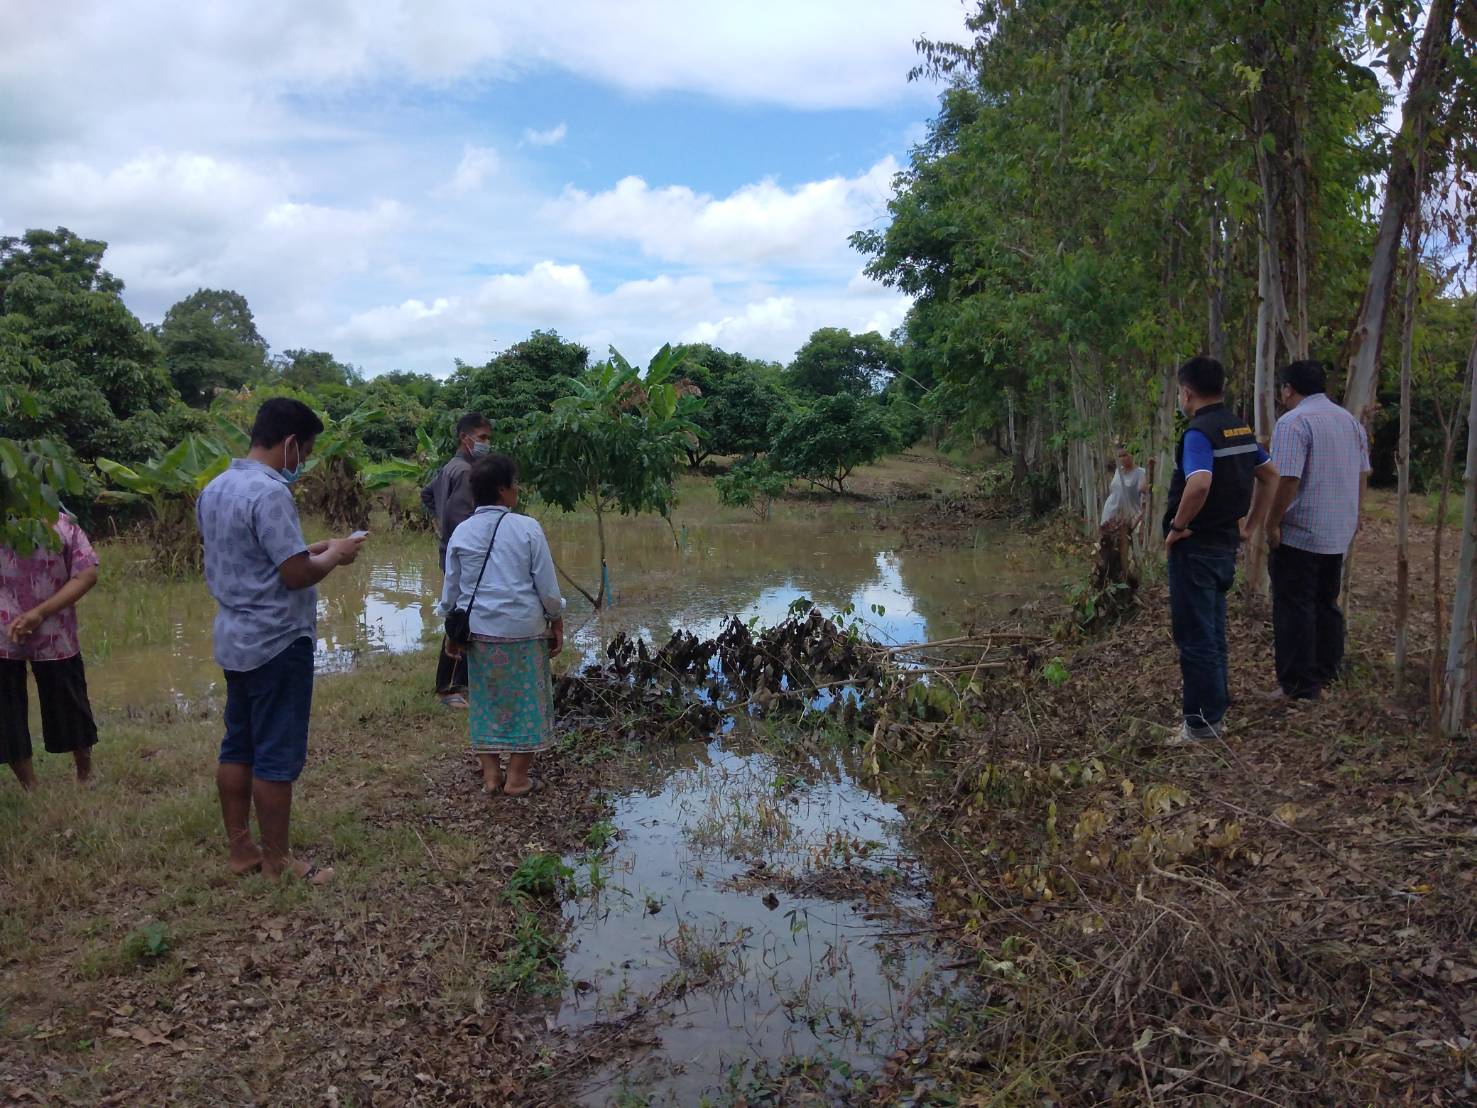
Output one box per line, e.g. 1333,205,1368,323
555,737,965,1105
79,511,1065,710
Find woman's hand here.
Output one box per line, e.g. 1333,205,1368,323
444,636,465,659
548,619,564,657
7,608,44,643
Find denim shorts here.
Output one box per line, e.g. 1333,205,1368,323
220,636,314,782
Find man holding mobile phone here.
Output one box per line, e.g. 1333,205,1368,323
197,398,368,884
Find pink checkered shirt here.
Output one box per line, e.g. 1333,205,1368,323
1269,393,1370,555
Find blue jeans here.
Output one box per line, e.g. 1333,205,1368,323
220,636,314,782
1167,543,1237,727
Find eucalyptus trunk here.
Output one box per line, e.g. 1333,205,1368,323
1439,299,1477,736
1394,160,1427,692
1431,356,1471,735
1343,0,1456,419
1394,233,1419,692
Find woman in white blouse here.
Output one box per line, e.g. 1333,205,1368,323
440,454,564,797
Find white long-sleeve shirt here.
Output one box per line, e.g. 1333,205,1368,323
437,506,564,639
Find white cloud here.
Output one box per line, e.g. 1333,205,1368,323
554,158,899,268
436,145,498,195
522,123,567,147
0,1,965,143
0,3,945,374
336,263,718,359
681,285,910,361
3,150,402,323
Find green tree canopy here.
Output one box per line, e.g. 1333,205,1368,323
444,329,590,432
273,348,360,392
0,226,123,300
785,327,899,398
374,370,444,410
158,288,270,406
770,394,894,494
0,270,183,466
356,376,429,460
672,342,790,465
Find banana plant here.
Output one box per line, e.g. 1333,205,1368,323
1,385,86,555
96,434,234,576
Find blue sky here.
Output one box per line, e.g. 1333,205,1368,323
0,1,968,376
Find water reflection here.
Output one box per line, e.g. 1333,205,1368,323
558,738,960,1105
79,512,1065,709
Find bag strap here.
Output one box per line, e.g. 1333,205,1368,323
465,509,509,613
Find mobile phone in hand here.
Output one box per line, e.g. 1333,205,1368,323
349,530,369,540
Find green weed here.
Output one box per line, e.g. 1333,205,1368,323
507,851,574,901
487,910,565,996
584,819,617,849
120,921,171,965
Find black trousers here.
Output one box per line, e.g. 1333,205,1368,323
1269,544,1345,698
0,654,99,764
435,638,467,694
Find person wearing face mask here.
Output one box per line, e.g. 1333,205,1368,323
196,398,368,884
420,412,493,708
1162,357,1279,745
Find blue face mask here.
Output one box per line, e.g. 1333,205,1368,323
280,437,303,484
470,440,491,458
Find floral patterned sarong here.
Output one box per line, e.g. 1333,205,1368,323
467,635,554,753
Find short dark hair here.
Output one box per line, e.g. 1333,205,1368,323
469,453,519,507
250,397,324,448
456,412,491,440
1177,356,1225,398
1278,359,1327,397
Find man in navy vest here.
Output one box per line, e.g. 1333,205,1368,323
1163,357,1279,744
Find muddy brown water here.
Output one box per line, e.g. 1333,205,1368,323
81,511,1062,710
77,509,1067,1103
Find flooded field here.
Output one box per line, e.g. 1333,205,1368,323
67,497,1068,1103
557,738,962,1105
81,505,1065,709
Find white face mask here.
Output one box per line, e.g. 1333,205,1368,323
279,436,303,484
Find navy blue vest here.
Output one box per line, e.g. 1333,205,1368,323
1163,403,1260,547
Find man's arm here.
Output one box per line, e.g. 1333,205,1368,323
1243,459,1280,537
1165,431,1213,549
1165,471,1211,549
279,538,365,590
1265,475,1300,548
6,567,99,643
442,467,477,537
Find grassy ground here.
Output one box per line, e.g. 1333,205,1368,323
23,456,1465,1104
0,649,617,1104
1,447,985,1106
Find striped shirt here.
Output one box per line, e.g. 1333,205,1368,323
1269,393,1369,555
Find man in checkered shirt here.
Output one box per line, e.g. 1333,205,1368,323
1265,359,1370,699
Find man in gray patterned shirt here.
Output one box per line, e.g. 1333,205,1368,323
197,398,366,883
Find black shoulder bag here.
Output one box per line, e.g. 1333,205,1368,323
444,510,508,646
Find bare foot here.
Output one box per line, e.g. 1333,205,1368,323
229,846,264,876
478,754,503,795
